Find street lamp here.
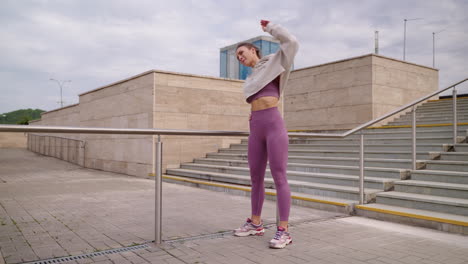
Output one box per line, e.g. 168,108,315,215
403,18,423,61
49,78,71,108
433,29,446,68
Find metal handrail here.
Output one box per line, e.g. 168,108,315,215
0,77,466,245
0,78,466,137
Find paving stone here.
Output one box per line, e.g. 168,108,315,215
2,149,468,264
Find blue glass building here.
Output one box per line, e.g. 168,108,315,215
220,36,281,80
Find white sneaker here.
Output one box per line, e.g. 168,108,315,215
234,218,265,237
269,226,292,249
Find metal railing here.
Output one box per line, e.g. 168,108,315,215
0,78,466,244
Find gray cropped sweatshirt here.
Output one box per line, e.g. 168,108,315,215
243,22,299,100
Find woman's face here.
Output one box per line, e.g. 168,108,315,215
236,46,258,68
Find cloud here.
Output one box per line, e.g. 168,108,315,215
0,0,467,114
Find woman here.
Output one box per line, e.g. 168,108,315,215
233,19,299,249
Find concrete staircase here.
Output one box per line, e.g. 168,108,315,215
165,97,468,234
357,98,468,234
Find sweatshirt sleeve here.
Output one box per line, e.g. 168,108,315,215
264,22,299,70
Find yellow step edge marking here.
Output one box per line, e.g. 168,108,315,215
162,175,348,207
356,205,468,227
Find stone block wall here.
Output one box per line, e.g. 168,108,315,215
27,70,249,177
284,54,438,131
153,71,249,172
78,72,154,177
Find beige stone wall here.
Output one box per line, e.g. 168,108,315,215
372,55,439,125
79,72,154,177
285,54,438,131
0,132,27,148
285,55,373,131
153,71,249,172
25,70,249,178
31,104,81,140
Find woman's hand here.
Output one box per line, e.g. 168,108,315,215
261,20,270,31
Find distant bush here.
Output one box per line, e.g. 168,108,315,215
0,109,45,124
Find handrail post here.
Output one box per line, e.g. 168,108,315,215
155,135,163,244
412,106,417,170
359,132,365,204
453,87,458,144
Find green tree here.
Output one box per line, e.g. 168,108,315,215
17,116,31,125
0,109,45,124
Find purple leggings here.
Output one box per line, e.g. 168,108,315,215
248,107,291,221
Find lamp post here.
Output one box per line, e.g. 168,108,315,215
49,79,71,108
433,29,446,68
403,18,423,60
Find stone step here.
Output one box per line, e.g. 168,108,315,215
363,126,468,134
203,155,423,169
424,160,468,172
398,110,468,116
439,152,468,161
413,104,468,109
396,115,468,122
355,203,468,235
225,143,451,152
389,120,468,126
417,102,468,109
416,110,468,115
419,103,468,107
238,127,468,142
394,180,468,199
413,111,468,117
208,150,432,160
454,144,468,152
410,170,468,184
286,156,424,169
196,157,419,171
376,191,468,216
178,163,395,190
166,168,382,202
344,129,468,139
192,158,408,179
162,174,357,214
287,136,458,145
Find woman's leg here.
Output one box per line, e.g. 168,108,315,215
248,119,268,223
266,112,290,229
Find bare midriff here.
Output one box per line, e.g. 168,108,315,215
250,96,279,111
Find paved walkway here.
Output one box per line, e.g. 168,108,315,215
0,148,467,264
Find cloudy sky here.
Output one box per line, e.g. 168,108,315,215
1,0,467,114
